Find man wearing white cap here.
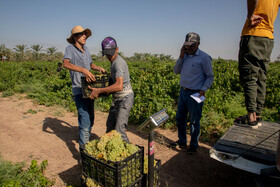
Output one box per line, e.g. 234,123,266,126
63,25,106,148
171,32,214,154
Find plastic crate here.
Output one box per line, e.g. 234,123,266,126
81,74,111,98
81,146,144,187
81,175,104,187
142,159,161,187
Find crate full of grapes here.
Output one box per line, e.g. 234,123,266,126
81,73,111,98
80,130,144,187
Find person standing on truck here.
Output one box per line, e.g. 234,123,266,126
63,25,106,148
170,32,214,154
88,37,134,143
235,0,280,127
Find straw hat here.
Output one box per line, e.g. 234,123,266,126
67,25,92,44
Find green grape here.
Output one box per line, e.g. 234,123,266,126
85,130,139,162
84,130,141,186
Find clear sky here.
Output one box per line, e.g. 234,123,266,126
1,0,280,61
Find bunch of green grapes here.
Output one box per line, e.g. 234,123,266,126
84,130,142,186
143,157,159,186
81,175,102,187
143,156,157,174
85,130,139,162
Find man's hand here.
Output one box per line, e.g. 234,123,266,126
88,86,99,99
98,67,107,74
83,69,96,82
248,14,263,27
198,90,205,97
179,45,186,59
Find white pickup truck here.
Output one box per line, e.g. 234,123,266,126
210,121,280,186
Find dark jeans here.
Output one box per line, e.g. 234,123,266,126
106,93,134,143
238,35,274,115
74,94,95,147
176,88,203,148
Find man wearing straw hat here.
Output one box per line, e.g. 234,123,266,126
63,25,106,148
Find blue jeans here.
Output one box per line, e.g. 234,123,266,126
176,87,203,148
74,94,95,147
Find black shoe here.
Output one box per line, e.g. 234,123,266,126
170,141,187,149
187,146,197,155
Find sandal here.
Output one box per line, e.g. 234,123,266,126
234,115,248,124
234,115,259,128
248,120,258,126
256,116,262,122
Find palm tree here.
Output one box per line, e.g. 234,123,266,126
46,47,58,61
13,44,29,61
46,46,57,56
143,53,152,61
54,52,64,61
0,44,7,61
31,44,43,60
133,53,142,61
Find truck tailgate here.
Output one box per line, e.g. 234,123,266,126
210,121,280,174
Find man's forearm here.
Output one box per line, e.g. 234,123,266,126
63,60,86,74
91,63,102,71
247,0,258,18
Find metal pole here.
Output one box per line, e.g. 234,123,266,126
148,130,155,187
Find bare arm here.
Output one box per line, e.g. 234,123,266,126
247,0,258,19
179,45,186,59
89,77,123,99
174,45,186,74
63,59,95,82
247,0,263,27
90,63,106,74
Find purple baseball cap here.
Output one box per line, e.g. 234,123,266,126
101,37,117,56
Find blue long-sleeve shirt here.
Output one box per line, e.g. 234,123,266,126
174,49,214,92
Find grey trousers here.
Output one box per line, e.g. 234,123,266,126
238,35,274,115
106,93,134,143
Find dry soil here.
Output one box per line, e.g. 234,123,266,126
0,94,257,187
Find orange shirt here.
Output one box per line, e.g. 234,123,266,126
241,0,280,39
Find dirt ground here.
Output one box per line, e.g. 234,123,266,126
0,94,258,187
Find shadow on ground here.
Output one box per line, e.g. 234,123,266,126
159,146,256,187
127,124,257,187
41,119,258,187
42,117,99,186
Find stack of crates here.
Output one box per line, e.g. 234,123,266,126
81,73,111,98
80,146,144,187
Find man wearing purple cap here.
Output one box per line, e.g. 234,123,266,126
171,32,214,154
63,25,106,148
89,37,134,143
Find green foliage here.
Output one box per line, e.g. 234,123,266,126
1,89,15,97
0,61,75,111
0,157,55,187
27,109,37,114
0,59,279,142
